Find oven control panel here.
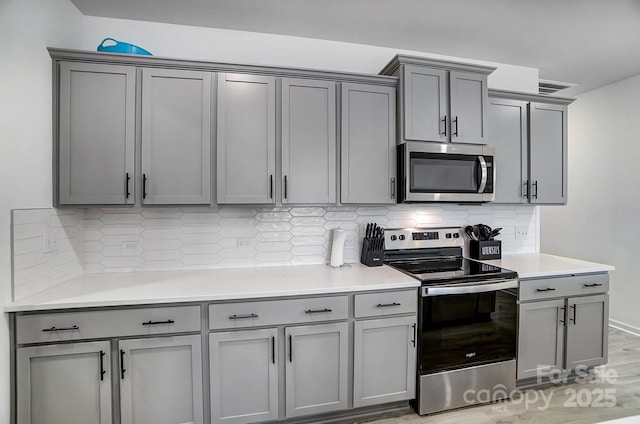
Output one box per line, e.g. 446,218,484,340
384,227,463,250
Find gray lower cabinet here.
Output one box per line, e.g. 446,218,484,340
488,91,572,205
281,78,337,204
57,62,135,205
119,335,204,424
285,322,349,417
217,73,276,204
353,316,417,407
517,275,609,382
141,68,212,205
341,83,396,204
209,328,278,424
16,341,112,424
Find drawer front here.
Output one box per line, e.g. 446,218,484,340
209,296,348,330
16,306,201,344
519,273,609,302
354,290,418,318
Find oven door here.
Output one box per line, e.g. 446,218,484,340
398,142,495,202
418,279,517,375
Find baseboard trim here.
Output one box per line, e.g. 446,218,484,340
609,319,640,337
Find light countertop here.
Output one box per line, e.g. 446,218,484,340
482,253,615,279
5,263,419,312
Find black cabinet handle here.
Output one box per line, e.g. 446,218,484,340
272,336,275,364
377,302,401,308
269,175,273,199
99,350,106,381
305,308,332,314
536,288,556,292
284,175,288,199
390,178,396,199
453,116,459,137
120,349,126,379
143,174,148,199
532,180,538,199
142,319,175,326
570,304,577,324
289,334,293,362
523,180,529,198
228,313,259,320
584,283,603,288
125,173,131,199
442,115,447,136
411,323,416,347
42,325,79,332
559,306,566,326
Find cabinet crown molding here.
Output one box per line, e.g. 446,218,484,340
489,89,575,105
379,54,497,76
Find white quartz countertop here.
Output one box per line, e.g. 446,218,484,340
4,263,419,312
482,253,615,279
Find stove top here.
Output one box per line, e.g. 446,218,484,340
387,257,517,285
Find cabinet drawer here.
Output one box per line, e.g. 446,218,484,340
354,290,417,318
16,306,201,344
209,296,348,330
519,273,609,302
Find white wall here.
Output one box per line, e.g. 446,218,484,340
540,73,640,333
0,0,84,420
81,16,539,93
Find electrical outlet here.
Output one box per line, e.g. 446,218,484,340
42,231,57,253
122,241,141,254
515,227,530,241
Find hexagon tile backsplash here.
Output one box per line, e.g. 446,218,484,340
11,205,538,301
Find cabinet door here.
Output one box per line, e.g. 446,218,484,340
566,295,609,370
285,322,348,417
282,78,337,204
488,98,528,203
449,71,489,145
209,329,278,424
341,83,396,204
217,73,276,204
529,102,567,204
353,316,416,407
58,62,135,205
119,335,204,424
402,65,448,142
517,299,565,380
141,69,212,205
17,341,112,424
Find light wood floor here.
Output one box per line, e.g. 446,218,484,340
341,328,640,424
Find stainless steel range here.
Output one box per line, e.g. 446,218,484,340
384,227,519,415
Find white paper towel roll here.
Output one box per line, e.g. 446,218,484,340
330,228,346,267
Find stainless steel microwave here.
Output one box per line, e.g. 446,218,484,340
397,142,495,202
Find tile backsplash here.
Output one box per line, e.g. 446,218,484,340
11,204,538,300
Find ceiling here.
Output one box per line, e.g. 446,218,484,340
70,0,640,96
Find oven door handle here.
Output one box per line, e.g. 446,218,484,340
477,156,488,193
422,278,518,296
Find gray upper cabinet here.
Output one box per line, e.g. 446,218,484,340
488,97,528,203
341,83,396,204
58,62,135,205
381,55,494,146
489,91,572,205
281,79,337,204
141,69,212,205
217,73,276,204
529,102,567,204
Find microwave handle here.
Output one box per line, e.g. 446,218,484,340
477,156,488,193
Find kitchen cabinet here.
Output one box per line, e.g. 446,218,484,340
341,83,396,204
488,90,572,205
517,273,609,382
57,62,135,205
281,78,337,204
380,55,494,145
119,335,204,424
216,73,276,204
141,68,213,205
17,341,112,424
209,328,278,424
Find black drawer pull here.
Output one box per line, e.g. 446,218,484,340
42,325,79,332
229,313,259,320
536,288,556,292
142,319,175,326
377,302,401,308
305,308,332,314
584,283,603,288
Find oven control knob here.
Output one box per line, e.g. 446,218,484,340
453,233,460,238
446,233,452,239
390,235,397,241
399,235,405,240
